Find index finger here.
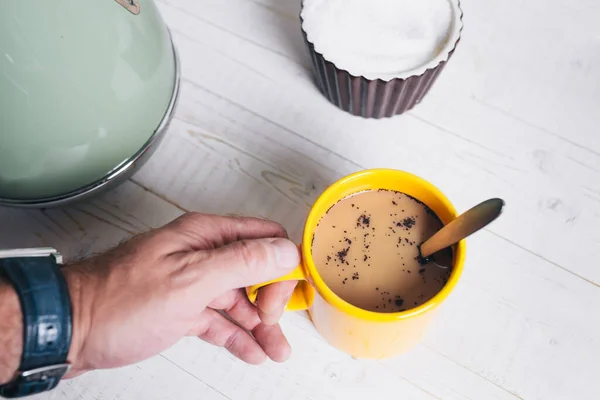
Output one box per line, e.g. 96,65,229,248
165,212,289,251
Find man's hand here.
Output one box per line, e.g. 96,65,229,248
62,213,300,378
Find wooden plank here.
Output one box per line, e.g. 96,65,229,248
155,0,600,284
131,79,600,399
161,335,437,400
0,181,182,259
30,355,228,400
400,230,600,400
159,0,600,151
132,94,360,243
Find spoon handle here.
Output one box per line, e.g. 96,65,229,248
419,198,505,259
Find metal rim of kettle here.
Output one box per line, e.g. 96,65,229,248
0,31,181,209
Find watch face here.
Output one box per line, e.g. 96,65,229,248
0,248,60,261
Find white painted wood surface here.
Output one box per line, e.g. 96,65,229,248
1,0,598,399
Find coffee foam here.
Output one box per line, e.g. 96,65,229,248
301,0,463,81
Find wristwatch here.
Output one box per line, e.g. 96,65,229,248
0,248,72,398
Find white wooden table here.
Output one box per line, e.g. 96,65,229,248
2,0,599,399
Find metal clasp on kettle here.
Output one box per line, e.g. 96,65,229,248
114,0,140,15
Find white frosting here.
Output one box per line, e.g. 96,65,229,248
301,0,462,80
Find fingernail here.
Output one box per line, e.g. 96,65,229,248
271,239,300,269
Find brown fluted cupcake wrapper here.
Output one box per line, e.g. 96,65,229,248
300,5,462,119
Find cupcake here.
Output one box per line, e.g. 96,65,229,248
301,0,463,118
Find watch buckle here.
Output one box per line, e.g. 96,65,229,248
20,363,71,383
0,248,62,264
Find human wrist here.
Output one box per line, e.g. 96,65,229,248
0,278,22,385
60,264,95,377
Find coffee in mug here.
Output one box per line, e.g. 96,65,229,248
311,189,452,313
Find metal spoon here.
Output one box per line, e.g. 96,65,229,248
419,198,505,259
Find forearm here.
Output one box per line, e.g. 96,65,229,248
0,277,22,385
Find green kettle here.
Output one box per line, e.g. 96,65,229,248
0,0,179,207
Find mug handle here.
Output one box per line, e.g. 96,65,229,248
246,262,313,312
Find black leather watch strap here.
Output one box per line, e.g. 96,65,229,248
0,255,72,397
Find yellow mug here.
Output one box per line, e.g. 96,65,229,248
247,169,466,359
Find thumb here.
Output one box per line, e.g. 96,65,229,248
203,238,300,292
